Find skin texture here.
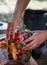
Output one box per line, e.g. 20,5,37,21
7,0,47,50
7,0,30,40
22,31,47,51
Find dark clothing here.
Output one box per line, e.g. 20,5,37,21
23,9,47,59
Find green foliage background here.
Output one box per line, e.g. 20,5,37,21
0,0,47,22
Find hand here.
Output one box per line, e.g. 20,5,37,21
22,31,47,51
7,15,23,41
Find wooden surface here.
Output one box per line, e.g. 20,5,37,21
0,56,38,65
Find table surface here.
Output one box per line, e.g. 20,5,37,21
0,47,38,65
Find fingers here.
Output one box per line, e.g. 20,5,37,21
28,42,38,50
7,22,17,40
22,40,35,51
6,22,13,40
22,31,46,51
6,16,23,41
23,36,33,43
11,22,16,39
22,35,41,51
22,38,41,51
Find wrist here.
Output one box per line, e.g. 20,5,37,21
13,10,22,18
12,12,21,22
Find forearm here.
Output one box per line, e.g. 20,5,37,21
13,0,30,18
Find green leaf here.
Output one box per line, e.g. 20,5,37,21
16,44,23,49
8,42,12,45
20,54,29,62
22,43,26,47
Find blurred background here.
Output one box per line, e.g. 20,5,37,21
0,0,47,22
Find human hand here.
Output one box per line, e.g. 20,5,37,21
22,31,47,51
7,15,23,41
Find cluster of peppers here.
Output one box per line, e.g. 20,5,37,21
8,31,32,62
